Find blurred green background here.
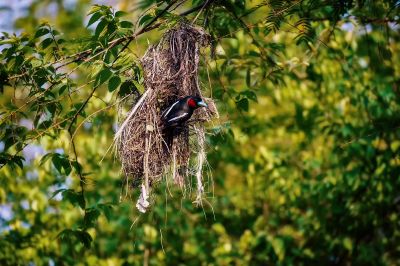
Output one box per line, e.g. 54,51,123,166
1,0,400,265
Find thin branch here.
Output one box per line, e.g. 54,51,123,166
68,124,88,227
191,0,214,24
69,134,87,211
71,93,132,141
9,2,178,81
112,0,179,64
309,16,399,24
239,1,268,18
67,85,98,134
179,2,206,16
222,4,277,66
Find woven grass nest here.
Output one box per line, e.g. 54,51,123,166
114,23,218,213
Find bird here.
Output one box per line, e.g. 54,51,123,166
161,96,208,127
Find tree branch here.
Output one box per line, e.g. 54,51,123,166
180,1,208,16
9,1,177,81
69,135,86,210
112,0,179,64
67,85,97,134
309,16,399,24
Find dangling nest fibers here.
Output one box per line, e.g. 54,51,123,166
114,23,218,213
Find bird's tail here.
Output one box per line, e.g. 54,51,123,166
162,126,186,153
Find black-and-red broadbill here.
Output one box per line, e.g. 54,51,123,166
161,96,208,127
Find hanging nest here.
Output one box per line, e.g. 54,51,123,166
114,23,218,213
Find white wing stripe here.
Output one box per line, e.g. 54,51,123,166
162,100,180,118
168,113,188,122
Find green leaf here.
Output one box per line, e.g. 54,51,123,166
75,230,93,248
50,153,71,175
115,11,127,17
59,84,68,94
61,189,85,209
40,38,53,49
139,14,154,26
0,154,25,170
34,27,50,38
38,119,53,130
71,160,83,174
343,237,353,252
50,188,67,199
97,203,113,221
87,12,102,27
104,46,118,64
106,23,117,36
40,152,55,165
246,67,251,87
84,208,101,228
118,81,136,97
62,160,72,175
45,102,57,116
51,154,64,173
120,21,133,29
0,39,16,45
236,98,249,111
108,76,121,92
95,68,113,87
57,229,73,240
94,19,107,38
87,5,102,15
271,238,285,261
241,90,258,102
57,229,92,248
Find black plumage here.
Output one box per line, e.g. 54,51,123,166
161,96,207,127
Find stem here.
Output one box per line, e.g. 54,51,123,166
67,85,97,135
70,135,86,210
112,0,179,65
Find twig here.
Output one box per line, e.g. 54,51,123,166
180,2,207,16
70,134,87,210
191,0,214,24
8,2,177,81
71,93,132,141
310,16,399,24
112,0,179,65
67,85,98,134
222,4,276,66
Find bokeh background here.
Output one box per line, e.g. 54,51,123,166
1,0,400,265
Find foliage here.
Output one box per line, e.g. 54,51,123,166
0,0,400,265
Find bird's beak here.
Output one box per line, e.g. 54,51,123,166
197,101,208,108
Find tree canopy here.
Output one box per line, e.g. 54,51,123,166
1,0,400,265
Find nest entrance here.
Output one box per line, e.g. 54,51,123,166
115,23,218,213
